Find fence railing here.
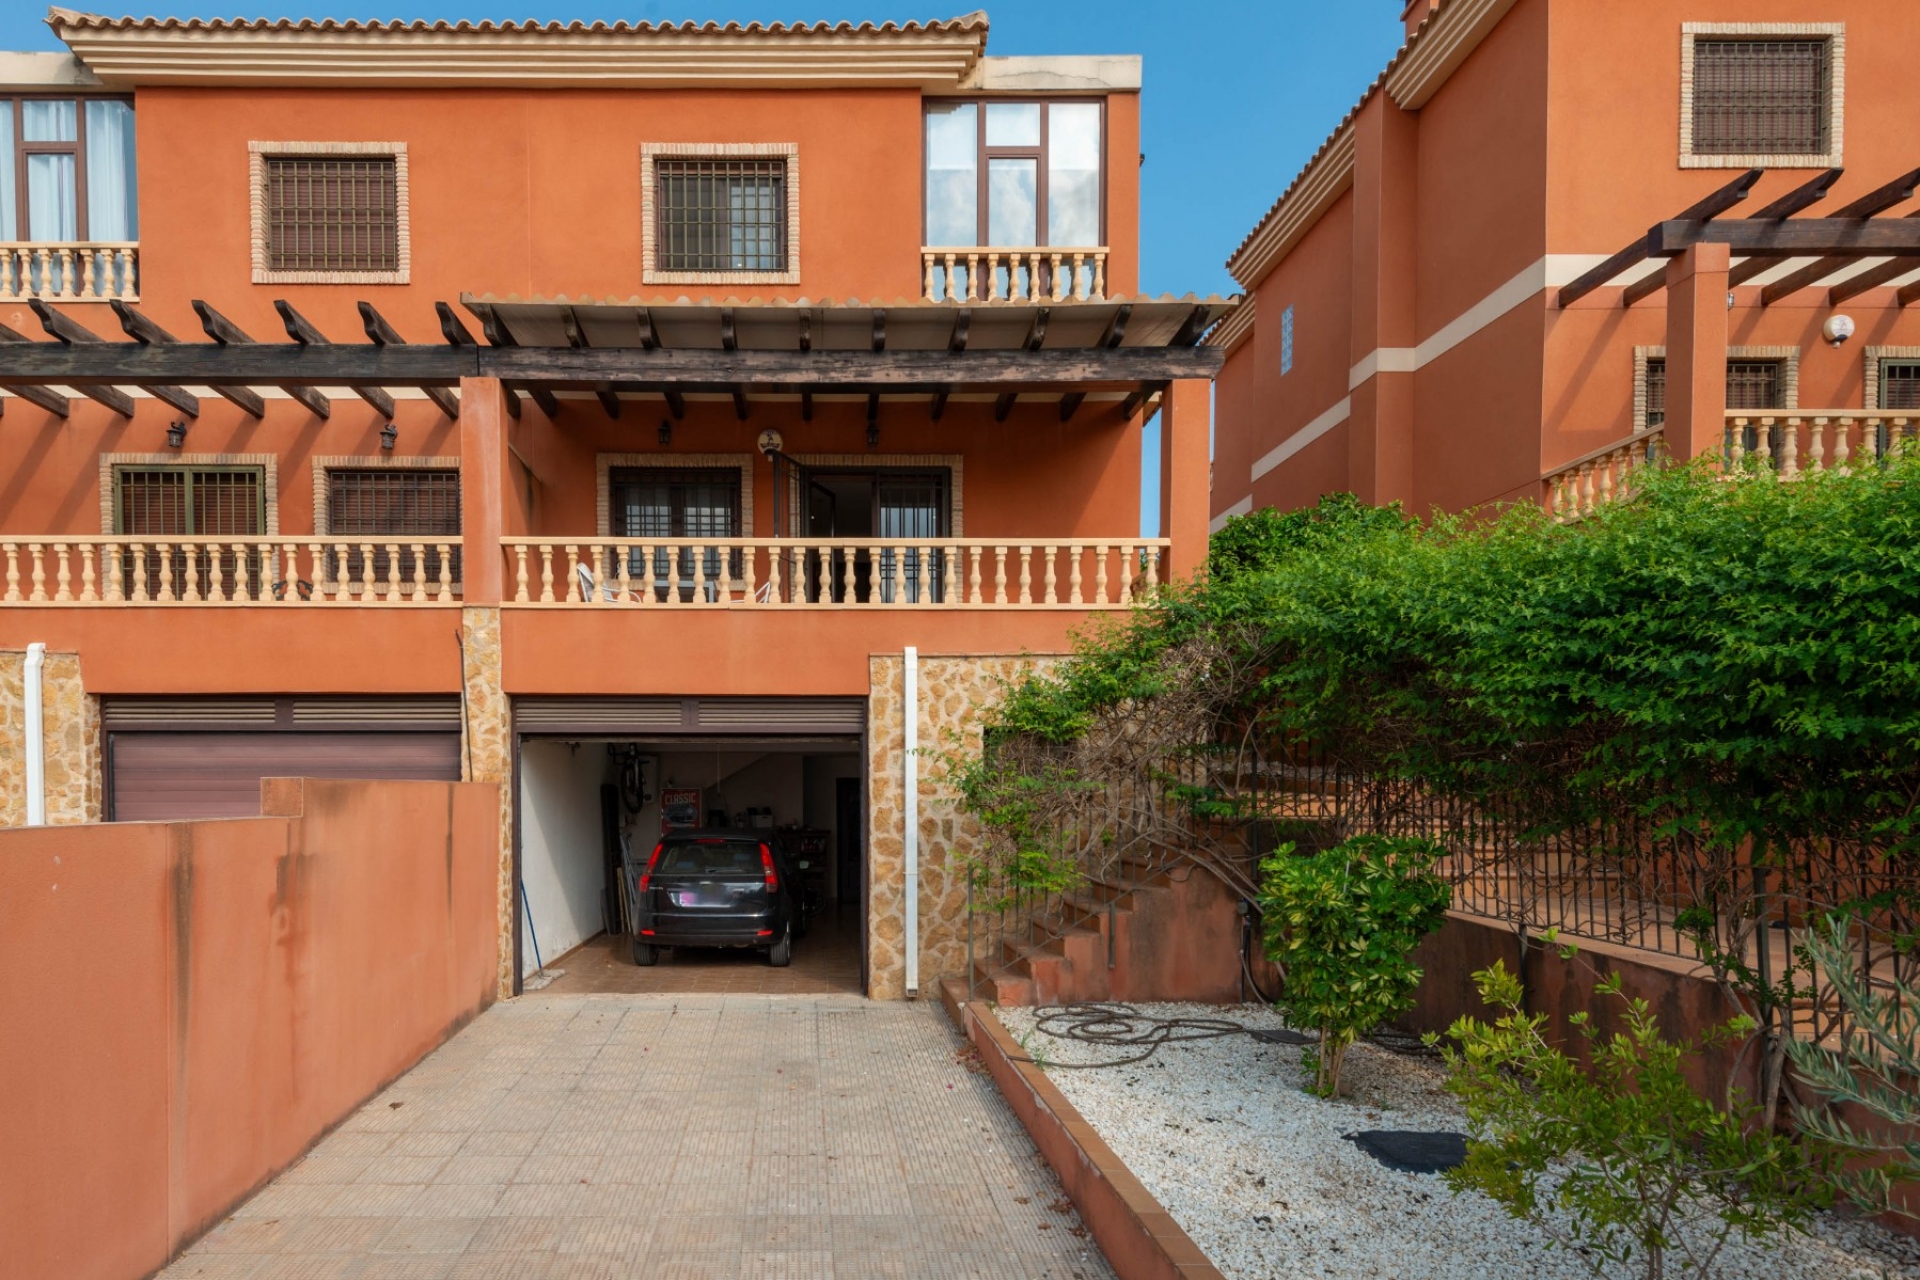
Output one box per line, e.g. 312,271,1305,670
921,246,1108,303
1543,428,1664,521
0,241,139,302
1725,410,1916,475
502,537,1167,608
0,537,462,604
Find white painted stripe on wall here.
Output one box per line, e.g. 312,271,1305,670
1251,395,1350,482
1209,494,1253,534
1347,345,1415,390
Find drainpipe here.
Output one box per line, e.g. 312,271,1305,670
904,645,920,997
24,642,47,826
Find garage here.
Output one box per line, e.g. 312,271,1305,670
512,696,865,996
103,696,464,821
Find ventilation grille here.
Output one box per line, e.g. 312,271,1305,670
103,696,460,730
293,698,462,727
697,699,865,731
513,697,865,735
514,699,690,732
102,698,278,726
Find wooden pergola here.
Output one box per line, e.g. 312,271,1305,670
1558,165,1920,309
0,295,1232,423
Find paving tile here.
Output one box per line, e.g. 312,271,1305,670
432,1155,524,1185
154,1254,270,1278
276,1219,397,1255
375,1218,483,1255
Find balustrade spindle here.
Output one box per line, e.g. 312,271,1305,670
156,543,176,603
538,546,555,603
842,546,856,605
1067,544,1083,605
4,543,19,602
1018,546,1033,605
52,544,71,602
28,543,46,602
355,543,374,601
563,545,581,603
513,546,530,602
1118,543,1135,606
1781,417,1800,477
1143,547,1160,596
129,543,148,602
411,544,428,600
941,547,957,605
994,548,1008,604
741,543,758,604
79,544,97,602
1093,544,1109,605
968,547,983,605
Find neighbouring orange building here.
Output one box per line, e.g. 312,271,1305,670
0,8,1228,1000
1210,0,1920,527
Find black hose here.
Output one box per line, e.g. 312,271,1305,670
1007,1001,1286,1069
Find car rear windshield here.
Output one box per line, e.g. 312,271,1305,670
656,839,764,875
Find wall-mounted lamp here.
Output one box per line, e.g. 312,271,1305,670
658,419,673,446
866,422,880,449
379,421,399,450
165,420,188,448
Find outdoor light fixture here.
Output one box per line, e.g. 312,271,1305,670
165,420,187,448
1823,314,1857,347
658,419,672,446
867,422,880,449
379,421,399,450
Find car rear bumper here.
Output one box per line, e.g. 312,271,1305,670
641,912,782,949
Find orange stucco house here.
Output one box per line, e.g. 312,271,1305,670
0,8,1228,1000
1211,0,1920,526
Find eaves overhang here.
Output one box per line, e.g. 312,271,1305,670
46,6,991,89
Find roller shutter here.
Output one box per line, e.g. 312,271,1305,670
513,696,865,737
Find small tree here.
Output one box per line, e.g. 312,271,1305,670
1788,914,1920,1220
1438,948,1829,1280
1258,834,1451,1097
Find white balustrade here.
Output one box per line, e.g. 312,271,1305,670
502,538,1168,608
1542,429,1665,521
1724,411,1916,477
0,242,139,303
0,537,460,605
921,246,1108,303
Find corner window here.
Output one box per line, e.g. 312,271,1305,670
1681,25,1843,167
923,100,1104,249
0,95,137,243
641,144,799,285
250,142,410,284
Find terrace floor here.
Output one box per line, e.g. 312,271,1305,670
156,994,1112,1280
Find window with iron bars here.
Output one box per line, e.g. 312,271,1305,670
654,158,787,273
1643,357,1784,429
608,467,742,601
1691,38,1832,157
326,468,461,591
1881,360,1920,412
264,154,399,273
114,466,266,598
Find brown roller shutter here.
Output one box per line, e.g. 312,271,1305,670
109,732,461,822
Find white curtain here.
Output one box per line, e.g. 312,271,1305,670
86,99,138,241
26,155,77,242
0,107,14,240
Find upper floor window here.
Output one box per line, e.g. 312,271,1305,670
641,143,800,286
250,141,410,284
1681,24,1844,168
924,100,1104,248
0,96,137,242
325,465,461,586
1279,305,1296,376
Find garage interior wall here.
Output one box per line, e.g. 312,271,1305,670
804,754,862,902
518,741,611,978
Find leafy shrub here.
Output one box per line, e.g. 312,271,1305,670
1257,834,1452,1097
1789,914,1920,1219
1438,949,1829,1280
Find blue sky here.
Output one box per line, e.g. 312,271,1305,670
0,2,1404,531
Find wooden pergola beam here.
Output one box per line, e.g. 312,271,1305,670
557,305,620,420
1726,168,1846,287
1058,391,1086,422
113,300,266,419
465,302,560,417
1560,168,1763,306
361,302,460,419
1829,256,1920,305
1758,212,1920,305
0,324,70,417
30,298,196,418
192,299,329,419
276,300,396,418
6,314,131,418
1654,217,1920,257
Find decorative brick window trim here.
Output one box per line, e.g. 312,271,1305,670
791,453,965,536
1679,23,1845,170
1634,345,1801,432
1865,346,1920,410
98,452,281,535
596,453,756,537
640,142,800,287
249,140,412,285
312,455,457,535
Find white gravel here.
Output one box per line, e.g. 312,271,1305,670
996,1001,1920,1280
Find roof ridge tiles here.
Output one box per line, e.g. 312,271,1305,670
46,7,991,38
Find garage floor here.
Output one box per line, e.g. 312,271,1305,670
537,908,864,997
156,994,1115,1279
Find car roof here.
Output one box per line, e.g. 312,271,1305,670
659,828,767,842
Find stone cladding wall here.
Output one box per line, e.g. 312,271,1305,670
460,607,514,998
0,649,100,827
866,652,1059,1000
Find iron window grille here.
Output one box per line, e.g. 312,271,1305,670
1692,38,1831,157
326,468,462,589
653,159,787,273
1644,357,1668,428
1881,360,1920,412
263,154,399,273
609,467,743,600
1642,356,1784,432
114,465,265,598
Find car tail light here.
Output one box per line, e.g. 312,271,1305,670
756,929,775,938
639,842,664,895
640,929,655,936
760,843,778,892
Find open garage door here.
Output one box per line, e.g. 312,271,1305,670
104,697,462,821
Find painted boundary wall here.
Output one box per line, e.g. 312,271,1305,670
0,777,501,1280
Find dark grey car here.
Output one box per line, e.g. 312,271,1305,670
627,830,796,967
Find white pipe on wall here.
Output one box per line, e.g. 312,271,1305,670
24,642,47,826
903,644,920,997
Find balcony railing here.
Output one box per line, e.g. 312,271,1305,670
0,242,139,303
1544,411,1920,521
921,246,1107,303
503,537,1168,608
0,537,462,605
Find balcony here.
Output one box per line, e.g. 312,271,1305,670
504,537,1168,608
0,537,461,605
0,242,140,303
921,246,1107,303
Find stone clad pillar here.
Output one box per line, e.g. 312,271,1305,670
1663,244,1731,462
1159,377,1213,582
0,649,99,827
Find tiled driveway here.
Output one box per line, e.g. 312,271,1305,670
158,995,1115,1279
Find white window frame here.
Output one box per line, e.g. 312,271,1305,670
640,143,800,287
249,140,411,285
1679,23,1845,170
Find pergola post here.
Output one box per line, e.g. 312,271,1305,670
1663,243,1730,463
459,376,510,606
1160,377,1212,582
